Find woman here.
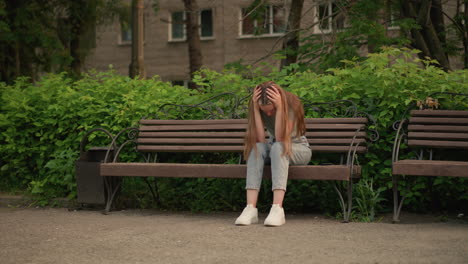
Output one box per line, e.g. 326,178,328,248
235,81,312,227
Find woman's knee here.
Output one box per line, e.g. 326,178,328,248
255,142,268,153
270,142,284,157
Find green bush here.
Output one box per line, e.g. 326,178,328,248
0,71,190,198
1,48,467,217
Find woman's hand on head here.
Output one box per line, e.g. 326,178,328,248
267,87,282,108
252,86,261,109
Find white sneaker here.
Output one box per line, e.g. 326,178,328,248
264,204,285,227
235,204,258,226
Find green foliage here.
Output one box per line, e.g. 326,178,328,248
0,0,127,83
0,70,186,198
1,48,467,218
354,177,386,222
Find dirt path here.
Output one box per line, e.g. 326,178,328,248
0,207,467,264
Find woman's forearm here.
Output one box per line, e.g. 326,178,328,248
275,110,285,141
254,108,265,142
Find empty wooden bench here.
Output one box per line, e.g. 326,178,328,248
392,97,468,222
96,115,373,222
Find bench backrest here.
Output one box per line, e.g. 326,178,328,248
137,118,369,154
407,110,468,149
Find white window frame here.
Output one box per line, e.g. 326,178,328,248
168,11,186,42
168,8,214,42
119,18,132,45
199,9,215,40
314,0,346,34
238,5,286,38
386,5,400,30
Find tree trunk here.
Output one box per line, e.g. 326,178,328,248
68,0,100,78
129,0,146,78
401,0,451,71
182,0,202,89
280,0,304,69
464,2,467,69
69,10,84,77
430,0,445,45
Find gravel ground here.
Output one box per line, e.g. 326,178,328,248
0,207,467,264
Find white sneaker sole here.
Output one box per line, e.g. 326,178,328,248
235,218,259,226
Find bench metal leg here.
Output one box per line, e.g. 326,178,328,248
332,180,353,223
103,176,122,214
392,175,406,223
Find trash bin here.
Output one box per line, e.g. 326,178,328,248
75,147,113,205
75,128,115,206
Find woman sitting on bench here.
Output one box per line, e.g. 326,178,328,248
235,81,312,227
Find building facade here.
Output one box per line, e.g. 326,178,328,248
84,0,463,84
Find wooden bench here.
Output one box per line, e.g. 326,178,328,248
392,94,468,222
95,113,374,222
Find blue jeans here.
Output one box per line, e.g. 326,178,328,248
246,142,312,191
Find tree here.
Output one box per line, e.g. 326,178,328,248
274,0,465,72
129,0,146,78
280,0,305,69
182,0,202,89
0,0,61,83
0,0,125,84
398,0,451,71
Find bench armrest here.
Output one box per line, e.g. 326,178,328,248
392,119,408,162
105,127,139,163
79,128,115,161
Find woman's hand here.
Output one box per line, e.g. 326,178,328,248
252,86,261,110
267,86,282,108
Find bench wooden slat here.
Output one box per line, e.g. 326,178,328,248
138,138,244,144
138,145,367,153
310,145,367,153
393,160,468,177
305,118,368,124
408,132,468,140
407,140,468,149
308,138,366,144
140,124,248,131
306,132,367,137
306,124,365,130
139,132,246,138
409,117,468,125
408,125,468,132
140,124,365,132
140,119,247,125
138,145,244,152
140,118,368,125
139,131,366,138
100,163,361,180
410,110,468,117
138,138,366,145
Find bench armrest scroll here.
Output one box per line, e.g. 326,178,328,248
103,127,139,163
79,128,115,161
392,119,408,162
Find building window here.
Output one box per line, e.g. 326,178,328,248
316,0,345,33
120,17,132,44
386,6,399,30
169,9,214,41
200,9,213,38
171,11,186,41
240,5,286,37
171,80,189,88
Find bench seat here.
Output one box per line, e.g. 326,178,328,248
101,163,361,180
393,160,468,177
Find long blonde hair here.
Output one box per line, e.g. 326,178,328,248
243,81,306,158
